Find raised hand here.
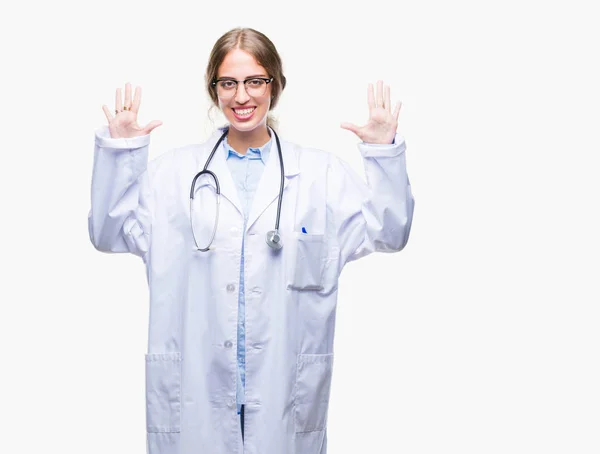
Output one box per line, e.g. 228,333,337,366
340,80,401,144
102,83,163,139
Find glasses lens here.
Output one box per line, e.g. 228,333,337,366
245,78,267,97
216,80,236,99
215,79,268,99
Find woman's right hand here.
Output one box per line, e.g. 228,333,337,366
102,83,163,139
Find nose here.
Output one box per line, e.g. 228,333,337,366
234,82,250,104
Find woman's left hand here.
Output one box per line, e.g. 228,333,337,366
340,80,401,144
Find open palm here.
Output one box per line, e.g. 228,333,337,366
101,83,162,139
340,80,401,144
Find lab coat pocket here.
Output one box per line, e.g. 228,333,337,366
145,352,182,433
294,353,334,433
288,232,325,291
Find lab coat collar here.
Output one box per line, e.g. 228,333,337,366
205,124,301,231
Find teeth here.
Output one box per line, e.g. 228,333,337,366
234,107,255,116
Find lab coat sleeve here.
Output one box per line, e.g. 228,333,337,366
87,125,153,259
328,133,415,268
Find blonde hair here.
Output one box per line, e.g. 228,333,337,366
205,27,286,132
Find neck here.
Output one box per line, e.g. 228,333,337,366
226,125,271,155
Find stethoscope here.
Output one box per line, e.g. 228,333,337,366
189,125,285,252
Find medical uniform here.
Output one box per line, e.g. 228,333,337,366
88,124,415,454
222,133,273,434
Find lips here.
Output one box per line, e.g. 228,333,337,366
232,107,256,121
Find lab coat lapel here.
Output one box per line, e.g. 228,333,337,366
246,136,300,233
202,128,244,219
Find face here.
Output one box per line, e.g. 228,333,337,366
216,48,272,133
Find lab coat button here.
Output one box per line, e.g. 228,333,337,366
224,340,233,348
226,283,236,292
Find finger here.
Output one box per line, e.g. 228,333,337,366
116,87,123,113
376,80,383,108
340,122,360,134
132,86,142,113
367,83,375,110
393,101,402,122
124,82,132,108
384,85,390,111
143,120,163,134
102,105,114,123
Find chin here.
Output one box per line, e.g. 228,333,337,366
229,121,260,132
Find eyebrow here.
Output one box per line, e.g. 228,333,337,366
218,74,268,79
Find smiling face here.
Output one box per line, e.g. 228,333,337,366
216,48,272,135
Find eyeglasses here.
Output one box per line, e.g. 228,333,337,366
212,77,273,99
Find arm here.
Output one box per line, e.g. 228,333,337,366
87,125,153,259
328,133,414,268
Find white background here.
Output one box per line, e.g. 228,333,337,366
1,0,599,453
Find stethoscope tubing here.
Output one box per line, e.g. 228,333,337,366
190,125,284,251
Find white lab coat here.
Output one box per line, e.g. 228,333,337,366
88,124,415,454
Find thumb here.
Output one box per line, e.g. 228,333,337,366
144,120,163,134
340,122,360,135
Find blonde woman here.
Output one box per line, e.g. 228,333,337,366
89,27,414,454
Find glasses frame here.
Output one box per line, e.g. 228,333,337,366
211,76,274,98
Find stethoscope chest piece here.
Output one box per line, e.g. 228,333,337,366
266,229,283,250
191,125,285,252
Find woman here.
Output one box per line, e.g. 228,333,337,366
89,27,414,454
